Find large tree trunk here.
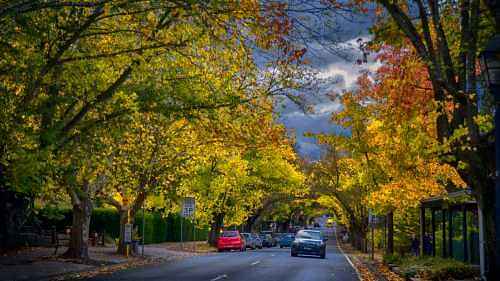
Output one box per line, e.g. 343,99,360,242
350,218,368,252
386,211,394,255
117,209,136,255
477,179,498,279
208,212,224,246
64,196,92,260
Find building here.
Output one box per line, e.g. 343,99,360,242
420,189,480,265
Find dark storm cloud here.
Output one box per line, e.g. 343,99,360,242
263,0,378,159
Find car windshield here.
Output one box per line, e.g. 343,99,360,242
296,230,322,240
221,231,238,237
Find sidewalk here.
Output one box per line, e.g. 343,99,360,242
0,242,213,281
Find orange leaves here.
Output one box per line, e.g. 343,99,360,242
355,46,435,122
312,43,466,221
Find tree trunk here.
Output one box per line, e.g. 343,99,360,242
63,196,92,260
208,213,224,246
386,211,394,255
350,219,368,252
117,209,136,255
477,182,498,279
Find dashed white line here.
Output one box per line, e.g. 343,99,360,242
251,260,261,266
210,274,228,281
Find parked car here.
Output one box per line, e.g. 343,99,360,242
261,230,279,247
272,232,283,244
241,233,256,249
217,230,246,252
279,233,295,248
259,233,276,247
251,233,263,249
291,229,326,259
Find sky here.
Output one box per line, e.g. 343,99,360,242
276,3,379,160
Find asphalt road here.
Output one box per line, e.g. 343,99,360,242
87,236,359,281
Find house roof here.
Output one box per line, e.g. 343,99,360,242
421,189,476,209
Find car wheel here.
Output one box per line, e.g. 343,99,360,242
280,245,283,248
218,249,223,252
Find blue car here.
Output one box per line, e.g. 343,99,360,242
291,230,327,259
279,233,295,248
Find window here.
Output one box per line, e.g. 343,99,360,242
221,231,238,237
296,230,321,240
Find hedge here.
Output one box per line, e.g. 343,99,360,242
36,207,208,244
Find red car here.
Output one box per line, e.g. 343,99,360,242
217,230,246,252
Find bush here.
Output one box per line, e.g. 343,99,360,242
390,256,479,281
36,206,209,244
383,253,402,265
92,208,120,238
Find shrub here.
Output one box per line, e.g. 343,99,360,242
36,206,208,243
392,256,479,281
383,253,402,265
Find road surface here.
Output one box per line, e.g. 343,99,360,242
86,236,359,281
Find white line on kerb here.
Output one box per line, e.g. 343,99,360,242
210,274,228,281
251,260,261,266
334,230,362,281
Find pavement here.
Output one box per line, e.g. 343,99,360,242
85,236,359,281
0,245,204,281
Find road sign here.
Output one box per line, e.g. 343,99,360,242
181,197,195,218
124,223,133,243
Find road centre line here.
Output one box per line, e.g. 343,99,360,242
250,260,261,266
210,274,228,281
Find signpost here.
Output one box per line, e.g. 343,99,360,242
182,197,195,218
124,223,133,243
180,197,196,250
124,223,132,257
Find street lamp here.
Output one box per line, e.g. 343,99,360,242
480,34,500,280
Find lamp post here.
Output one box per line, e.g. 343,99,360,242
480,34,500,279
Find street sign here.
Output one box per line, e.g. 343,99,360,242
181,197,195,218
124,223,133,243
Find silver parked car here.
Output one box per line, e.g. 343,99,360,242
241,233,257,249
251,233,263,249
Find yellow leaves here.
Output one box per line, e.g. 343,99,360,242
474,113,494,134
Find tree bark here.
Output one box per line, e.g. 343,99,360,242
386,211,394,255
63,196,92,260
208,212,224,246
117,208,136,255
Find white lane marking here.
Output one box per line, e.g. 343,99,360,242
334,231,361,281
210,274,228,281
271,254,275,257
251,260,261,266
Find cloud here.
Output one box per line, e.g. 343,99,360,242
271,5,378,159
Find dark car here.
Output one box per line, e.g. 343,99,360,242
279,233,295,248
291,230,326,259
259,233,276,247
